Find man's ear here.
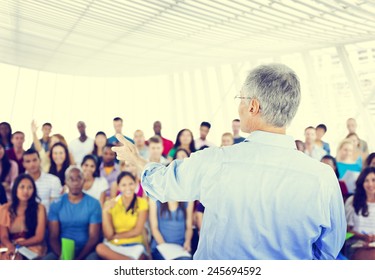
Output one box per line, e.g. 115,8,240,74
249,98,260,115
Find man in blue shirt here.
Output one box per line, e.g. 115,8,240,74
45,166,102,260
107,117,134,145
113,64,346,260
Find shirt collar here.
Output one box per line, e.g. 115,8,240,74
244,130,296,150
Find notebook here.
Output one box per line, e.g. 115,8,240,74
156,243,191,260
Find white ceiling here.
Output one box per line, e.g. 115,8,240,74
0,0,375,76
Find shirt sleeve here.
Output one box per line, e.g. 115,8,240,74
50,176,63,199
0,204,11,227
141,147,221,203
8,161,19,186
313,168,347,260
48,200,60,222
137,198,148,211
344,195,355,227
89,199,102,224
167,148,176,158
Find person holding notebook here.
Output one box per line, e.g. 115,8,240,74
96,171,148,260
149,200,194,260
0,174,47,260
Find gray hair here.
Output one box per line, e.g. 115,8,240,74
65,165,83,181
241,63,301,127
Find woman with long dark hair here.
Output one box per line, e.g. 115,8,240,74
49,142,71,186
167,129,196,161
96,171,148,260
0,142,19,203
92,131,107,167
81,154,108,205
345,167,375,259
149,198,194,260
0,174,47,259
365,153,375,168
0,122,13,151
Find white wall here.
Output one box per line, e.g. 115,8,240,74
1,45,374,154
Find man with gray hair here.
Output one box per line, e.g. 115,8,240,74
112,64,346,260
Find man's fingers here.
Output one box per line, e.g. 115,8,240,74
111,146,125,153
116,134,131,146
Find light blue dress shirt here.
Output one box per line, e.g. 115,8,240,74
141,131,346,260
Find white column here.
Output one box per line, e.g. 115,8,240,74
336,45,375,150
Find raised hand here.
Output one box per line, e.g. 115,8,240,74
31,120,38,134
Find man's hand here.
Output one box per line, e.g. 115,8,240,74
111,134,147,172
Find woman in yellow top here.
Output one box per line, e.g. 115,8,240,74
96,171,148,260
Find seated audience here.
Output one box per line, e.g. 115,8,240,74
346,118,368,155
45,166,101,260
92,131,107,167
81,155,108,205
346,133,367,167
23,149,62,213
49,143,71,186
221,132,234,147
0,122,13,151
0,142,18,202
107,117,134,145
194,202,205,234
30,122,52,152
149,199,194,260
167,129,196,161
336,139,362,179
31,121,74,172
69,121,94,165
152,121,174,157
99,144,120,195
174,148,189,160
148,136,168,164
315,124,330,155
321,155,349,201
6,131,25,174
303,126,326,161
295,140,305,152
0,174,47,260
134,130,149,160
195,122,215,150
96,172,148,260
109,161,145,200
365,153,375,168
345,167,375,259
232,119,246,144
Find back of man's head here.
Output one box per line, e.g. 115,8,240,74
242,64,301,128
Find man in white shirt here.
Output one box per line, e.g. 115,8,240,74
113,63,346,260
195,122,215,150
22,149,62,213
148,136,168,165
304,126,327,161
69,121,94,165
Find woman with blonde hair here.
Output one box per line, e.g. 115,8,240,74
221,132,234,147
336,139,362,180
346,133,368,167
